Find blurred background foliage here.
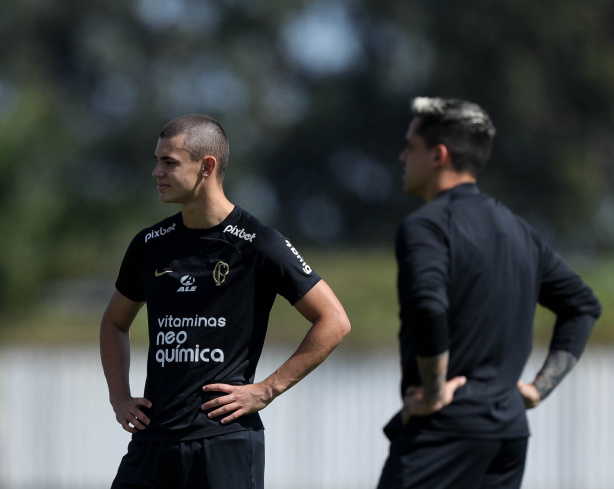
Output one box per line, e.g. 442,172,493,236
1,0,613,342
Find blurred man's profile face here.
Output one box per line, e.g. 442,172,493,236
399,117,434,198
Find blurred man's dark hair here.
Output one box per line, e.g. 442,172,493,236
411,97,496,176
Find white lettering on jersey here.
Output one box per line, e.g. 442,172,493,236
145,223,177,243
223,224,256,242
156,330,188,346
156,315,227,328
153,317,227,367
155,345,225,367
285,239,313,274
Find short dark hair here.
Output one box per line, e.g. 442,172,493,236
410,97,496,175
160,114,229,181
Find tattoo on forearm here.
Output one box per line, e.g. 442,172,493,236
534,350,578,401
417,352,448,406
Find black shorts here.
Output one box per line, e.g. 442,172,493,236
111,429,264,489
377,432,528,489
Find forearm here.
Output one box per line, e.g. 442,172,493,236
416,351,449,409
262,314,349,399
100,320,133,405
402,350,465,421
532,349,578,402
202,280,350,424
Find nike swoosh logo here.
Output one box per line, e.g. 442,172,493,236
155,269,173,277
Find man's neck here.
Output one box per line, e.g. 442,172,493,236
181,195,235,229
425,172,476,202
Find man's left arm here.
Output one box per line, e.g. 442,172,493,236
202,280,351,424
517,237,601,409
517,350,578,409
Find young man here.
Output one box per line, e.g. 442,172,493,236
377,97,601,489
100,114,351,489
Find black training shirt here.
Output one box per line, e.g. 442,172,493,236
387,183,601,439
115,206,321,442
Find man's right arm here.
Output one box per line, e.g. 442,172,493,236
100,289,151,433
396,216,466,422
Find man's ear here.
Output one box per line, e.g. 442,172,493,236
432,144,451,169
201,156,217,177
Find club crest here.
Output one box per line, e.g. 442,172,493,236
213,261,230,286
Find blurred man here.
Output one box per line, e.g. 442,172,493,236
377,97,601,489
100,114,351,489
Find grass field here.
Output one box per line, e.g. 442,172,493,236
1,248,612,348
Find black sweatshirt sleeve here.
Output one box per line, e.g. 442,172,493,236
537,235,601,358
396,216,450,357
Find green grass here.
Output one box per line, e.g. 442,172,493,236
1,249,612,348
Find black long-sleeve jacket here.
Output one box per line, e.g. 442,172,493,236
387,183,601,439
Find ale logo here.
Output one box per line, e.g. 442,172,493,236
177,275,197,293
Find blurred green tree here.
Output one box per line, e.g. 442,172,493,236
1,0,613,317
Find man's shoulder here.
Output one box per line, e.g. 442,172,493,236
410,199,447,218
409,188,545,245
222,206,281,247
226,206,270,231
398,205,448,244
133,213,182,245
403,197,450,229
401,186,514,234
462,190,540,236
229,206,310,267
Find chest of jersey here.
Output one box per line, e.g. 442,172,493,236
140,234,268,369
143,236,249,307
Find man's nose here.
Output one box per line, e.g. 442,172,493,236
152,162,164,178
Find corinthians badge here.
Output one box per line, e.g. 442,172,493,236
212,261,230,286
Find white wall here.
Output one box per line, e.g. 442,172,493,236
0,345,612,489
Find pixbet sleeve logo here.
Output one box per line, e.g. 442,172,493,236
285,240,313,274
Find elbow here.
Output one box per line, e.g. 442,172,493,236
340,315,352,340
321,301,351,345
334,306,352,342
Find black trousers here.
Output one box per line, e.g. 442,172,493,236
377,432,528,489
111,429,265,489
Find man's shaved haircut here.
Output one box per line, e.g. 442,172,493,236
160,114,230,181
411,97,496,175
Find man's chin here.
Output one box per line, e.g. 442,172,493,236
158,193,175,203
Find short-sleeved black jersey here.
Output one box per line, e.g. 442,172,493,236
386,183,601,440
115,206,321,442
